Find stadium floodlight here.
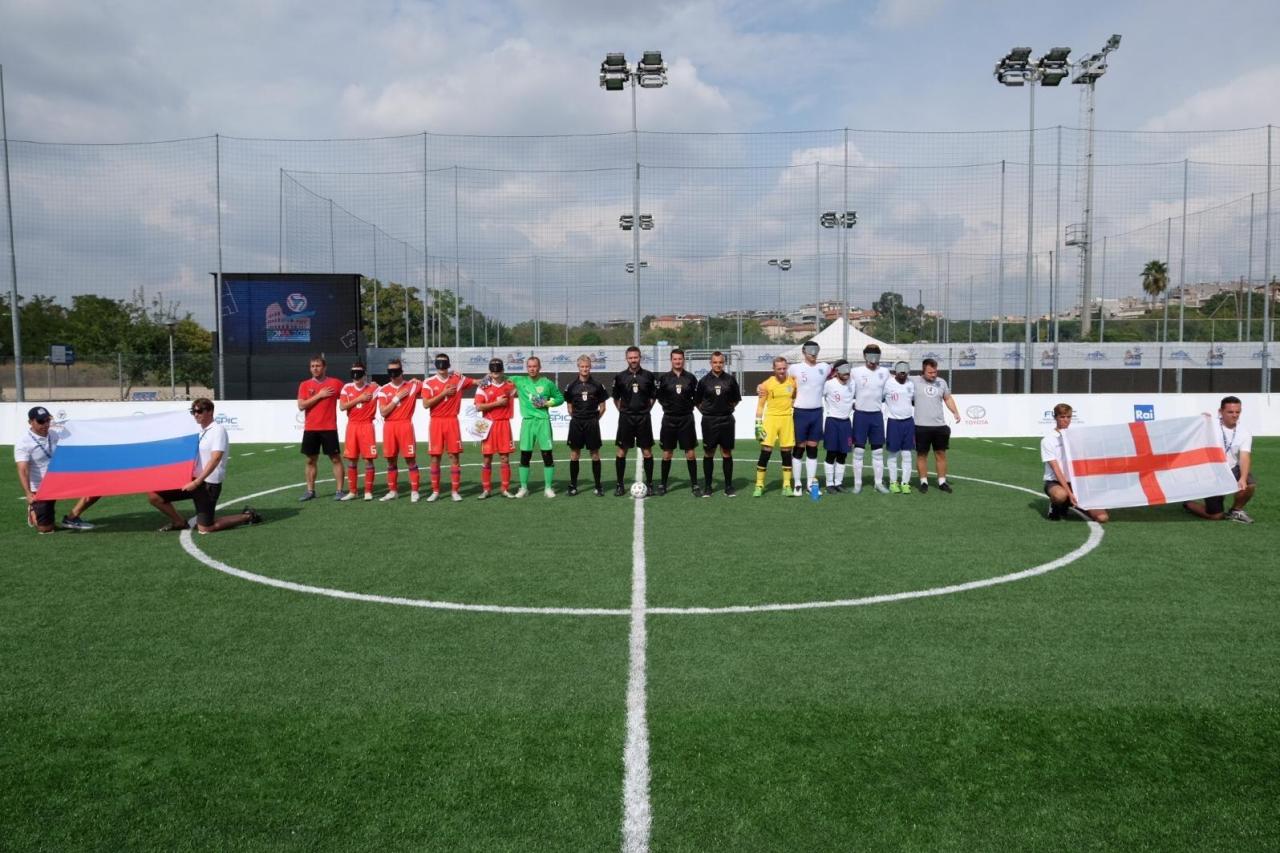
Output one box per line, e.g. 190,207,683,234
625,261,649,273
619,214,634,230
638,214,654,230
602,49,668,342
636,50,668,89
599,53,630,91
1036,47,1073,86
1071,35,1121,339
994,44,1074,392
819,211,857,229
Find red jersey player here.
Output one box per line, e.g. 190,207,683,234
296,356,345,501
376,357,423,501
338,361,379,501
421,352,476,502
471,357,518,499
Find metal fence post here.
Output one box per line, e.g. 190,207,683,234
1,64,24,401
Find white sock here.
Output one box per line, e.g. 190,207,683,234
834,459,844,486
806,455,817,485
902,451,912,484
872,448,884,485
852,448,865,487
938,475,947,484
824,461,835,486
792,455,802,487
888,453,899,484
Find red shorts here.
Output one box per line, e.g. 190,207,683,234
481,420,514,456
429,418,463,456
343,422,378,460
383,421,417,459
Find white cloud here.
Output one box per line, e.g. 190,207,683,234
1142,65,1280,132
872,0,948,29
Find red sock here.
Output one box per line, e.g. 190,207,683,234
481,464,492,491
500,461,511,491
408,465,421,492
364,466,376,494
450,464,461,493
347,465,358,493
387,466,399,493
430,462,441,493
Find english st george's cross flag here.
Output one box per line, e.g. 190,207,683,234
1061,414,1238,510
35,411,200,500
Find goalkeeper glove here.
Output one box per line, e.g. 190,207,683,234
754,418,766,442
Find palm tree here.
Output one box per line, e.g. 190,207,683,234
1140,260,1169,310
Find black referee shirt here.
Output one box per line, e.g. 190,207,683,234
695,371,741,417
657,370,698,417
563,376,609,420
611,367,657,415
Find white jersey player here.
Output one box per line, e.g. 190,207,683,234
882,361,916,492
848,345,892,493
788,340,831,496
821,362,855,491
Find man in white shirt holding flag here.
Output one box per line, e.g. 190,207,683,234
1183,396,1256,524
1041,402,1110,523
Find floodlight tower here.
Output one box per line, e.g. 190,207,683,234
601,51,668,344
1069,34,1121,339
994,45,1071,392
820,210,858,357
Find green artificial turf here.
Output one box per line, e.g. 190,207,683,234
2,439,1277,851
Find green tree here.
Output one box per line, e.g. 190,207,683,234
1140,260,1169,309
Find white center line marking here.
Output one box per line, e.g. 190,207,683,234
622,495,651,853
264,448,277,453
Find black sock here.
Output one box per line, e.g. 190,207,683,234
591,460,602,488
807,445,818,460
703,456,714,487
616,456,626,484
757,449,772,468
723,456,733,484
520,450,533,468
643,456,654,484
661,458,672,485
569,459,580,486
686,458,698,485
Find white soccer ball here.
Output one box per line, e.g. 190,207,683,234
630,481,648,499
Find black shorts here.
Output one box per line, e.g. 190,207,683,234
1204,466,1256,514
567,418,603,451
30,499,56,529
660,414,698,452
155,482,223,527
915,425,951,453
1044,479,1065,497
701,414,736,451
301,430,340,457
616,413,654,450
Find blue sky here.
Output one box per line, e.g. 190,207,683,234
1,0,1277,140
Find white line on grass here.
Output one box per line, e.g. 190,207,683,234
182,475,1102,617
621,495,651,853
264,448,277,453
1000,442,1017,447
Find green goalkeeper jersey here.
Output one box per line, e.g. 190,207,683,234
509,375,564,421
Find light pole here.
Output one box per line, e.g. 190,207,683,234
995,45,1071,392
1070,34,1121,339
767,258,792,319
601,51,668,344
820,211,857,357
165,320,177,399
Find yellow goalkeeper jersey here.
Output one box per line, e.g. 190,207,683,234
759,376,796,418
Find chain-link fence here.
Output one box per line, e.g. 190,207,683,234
2,126,1276,396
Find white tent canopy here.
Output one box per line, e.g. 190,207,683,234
779,320,908,363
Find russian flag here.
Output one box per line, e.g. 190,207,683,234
35,411,200,500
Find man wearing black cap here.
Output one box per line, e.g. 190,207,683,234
656,348,701,496
694,350,742,496
610,346,658,496
15,406,99,533
562,354,609,496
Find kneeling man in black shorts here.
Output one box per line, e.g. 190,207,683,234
149,398,263,533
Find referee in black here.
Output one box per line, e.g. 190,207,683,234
562,354,610,496
656,348,700,496
694,350,742,497
611,345,658,496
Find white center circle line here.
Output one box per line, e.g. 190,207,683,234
182,474,1104,617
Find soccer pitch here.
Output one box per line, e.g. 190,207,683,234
3,438,1277,851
